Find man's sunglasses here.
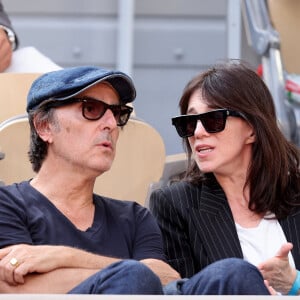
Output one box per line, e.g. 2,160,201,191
44,97,133,126
172,109,244,138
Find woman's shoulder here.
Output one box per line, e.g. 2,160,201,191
159,179,202,193
150,180,203,207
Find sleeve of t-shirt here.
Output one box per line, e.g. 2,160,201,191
131,203,166,261
0,185,33,248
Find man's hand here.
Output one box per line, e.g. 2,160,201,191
140,258,181,285
0,244,70,286
258,242,296,294
0,28,13,72
0,244,121,287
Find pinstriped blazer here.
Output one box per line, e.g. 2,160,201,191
149,176,300,278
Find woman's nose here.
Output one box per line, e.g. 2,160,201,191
193,120,209,138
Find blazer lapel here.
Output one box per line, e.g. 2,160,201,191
189,177,243,263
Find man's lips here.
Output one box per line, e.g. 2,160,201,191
94,132,114,150
96,140,113,150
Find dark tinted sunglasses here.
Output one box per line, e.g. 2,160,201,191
44,97,133,126
172,109,244,138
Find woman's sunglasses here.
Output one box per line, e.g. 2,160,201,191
44,97,133,126
172,109,244,138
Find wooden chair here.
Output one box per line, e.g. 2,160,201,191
0,73,40,185
0,73,41,123
144,152,188,207
0,114,33,185
94,117,165,205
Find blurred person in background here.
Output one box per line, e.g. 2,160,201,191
0,0,60,73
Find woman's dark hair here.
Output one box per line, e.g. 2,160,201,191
179,60,300,219
28,105,57,173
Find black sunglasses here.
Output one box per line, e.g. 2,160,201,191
44,97,133,126
172,109,244,138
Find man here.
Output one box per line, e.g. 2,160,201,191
0,65,178,293
0,66,271,294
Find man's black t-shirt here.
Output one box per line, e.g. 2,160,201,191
0,181,164,261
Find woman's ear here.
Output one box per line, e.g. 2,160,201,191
246,130,256,144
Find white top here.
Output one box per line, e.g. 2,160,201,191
236,216,295,268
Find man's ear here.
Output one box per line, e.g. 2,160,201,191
34,118,53,143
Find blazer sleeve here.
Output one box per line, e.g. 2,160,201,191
149,185,199,278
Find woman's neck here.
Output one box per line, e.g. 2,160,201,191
215,173,263,228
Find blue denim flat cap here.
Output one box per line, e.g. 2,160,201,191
27,66,136,112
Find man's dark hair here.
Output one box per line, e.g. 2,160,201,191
28,105,58,172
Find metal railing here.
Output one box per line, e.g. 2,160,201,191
241,0,299,145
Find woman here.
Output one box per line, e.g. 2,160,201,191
149,60,300,295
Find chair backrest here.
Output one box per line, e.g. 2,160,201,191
0,115,166,206
94,118,165,205
0,115,34,184
0,73,41,123
144,152,188,208
268,0,300,74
